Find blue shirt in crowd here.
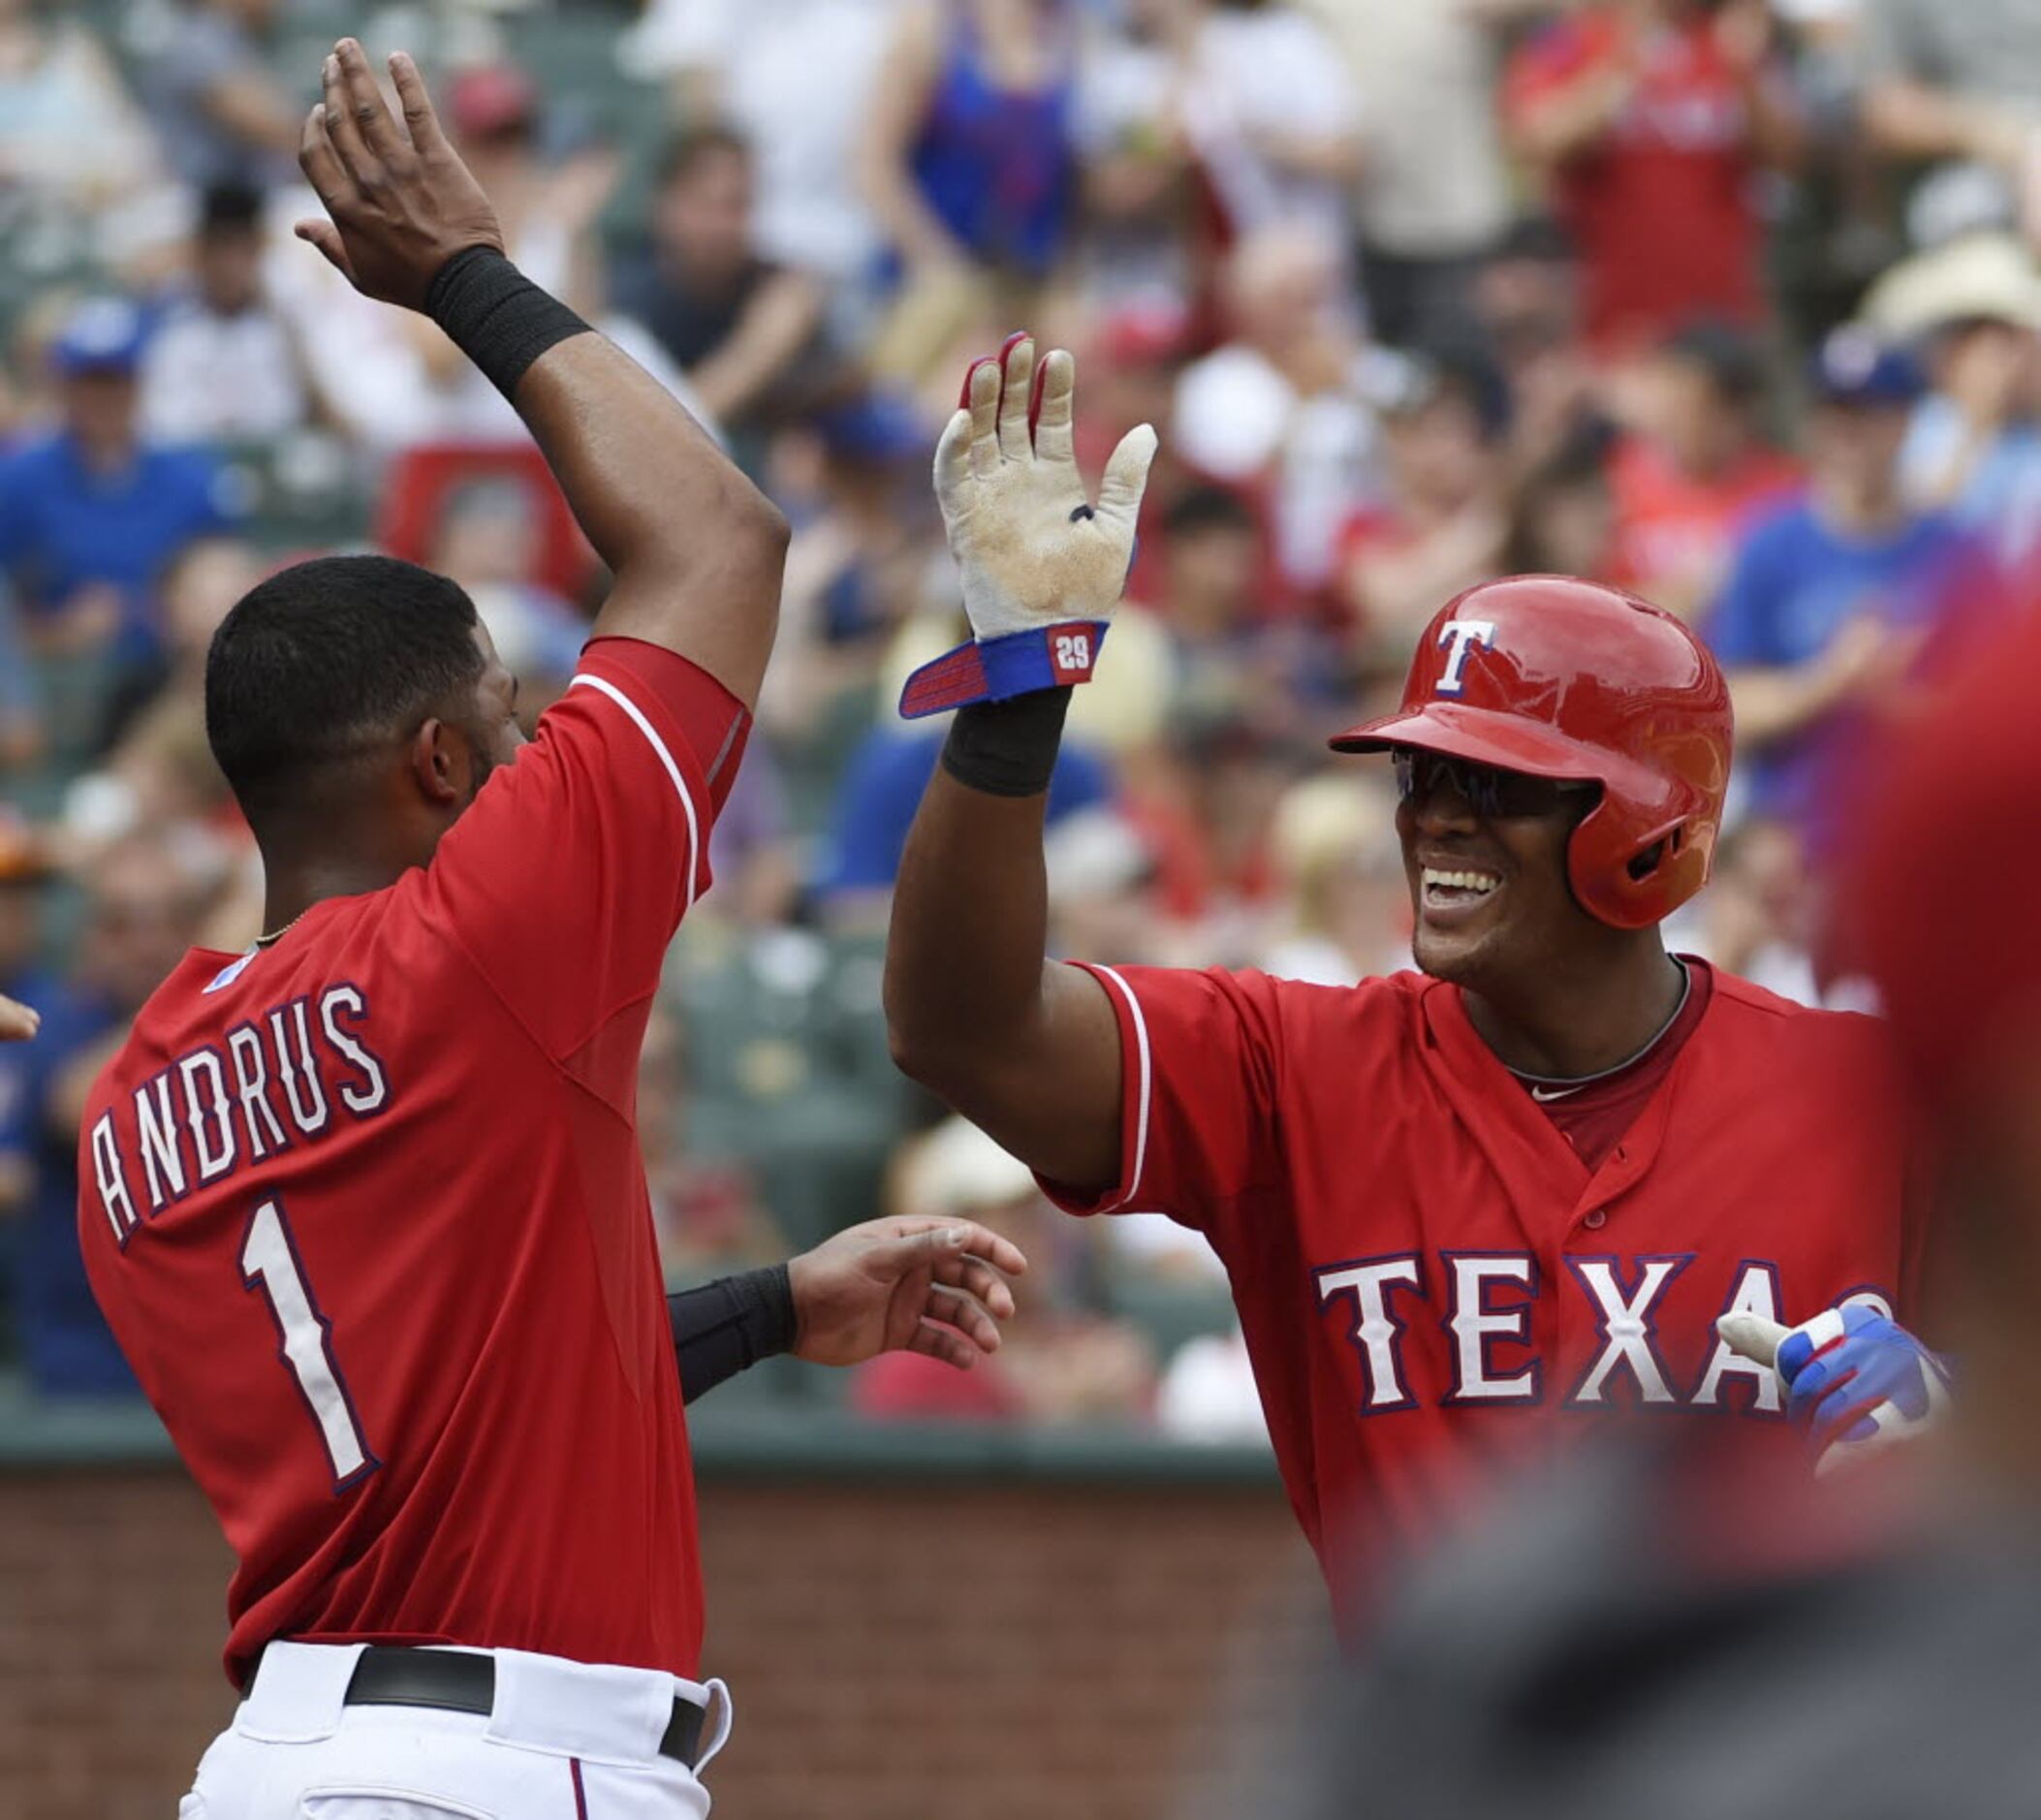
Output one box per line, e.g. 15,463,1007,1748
0,967,131,1397
0,430,235,666
1707,494,1975,836
909,4,1077,277
1900,396,2041,565
820,727,1113,897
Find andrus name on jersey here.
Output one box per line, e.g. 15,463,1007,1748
1313,1252,1896,1414
90,984,389,1248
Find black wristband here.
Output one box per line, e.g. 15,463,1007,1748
424,245,592,401
668,1264,797,1405
941,687,1074,798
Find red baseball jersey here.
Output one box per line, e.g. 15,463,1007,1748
1051,959,1921,1629
1503,12,1768,352
78,637,746,1686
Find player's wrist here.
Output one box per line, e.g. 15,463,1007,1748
669,1265,796,1403
940,687,1075,798
424,246,593,401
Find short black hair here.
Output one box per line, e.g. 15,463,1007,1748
205,555,483,833
199,181,265,236
659,122,750,188
1162,485,1258,540
1663,319,1770,407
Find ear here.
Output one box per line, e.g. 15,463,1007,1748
408,718,469,809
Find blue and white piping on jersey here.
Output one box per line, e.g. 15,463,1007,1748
204,950,258,994
568,672,703,912
1087,964,1152,1213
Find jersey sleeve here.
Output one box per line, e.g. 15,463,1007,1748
1040,962,1287,1236
424,636,751,1060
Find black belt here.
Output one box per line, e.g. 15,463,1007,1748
251,1646,708,1769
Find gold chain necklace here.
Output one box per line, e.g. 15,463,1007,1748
253,910,306,950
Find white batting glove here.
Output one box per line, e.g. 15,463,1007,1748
900,331,1156,718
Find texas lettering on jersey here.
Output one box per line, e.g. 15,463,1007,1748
88,983,390,1247
1313,1251,1894,1416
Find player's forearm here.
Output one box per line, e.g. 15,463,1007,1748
512,329,780,581
887,765,1058,1084
886,709,1126,1191
885,758,1123,1189
511,330,787,703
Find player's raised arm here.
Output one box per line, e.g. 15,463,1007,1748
883,337,1154,1194
296,41,784,705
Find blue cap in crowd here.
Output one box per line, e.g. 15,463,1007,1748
52,296,149,378
1809,327,1924,409
813,392,928,465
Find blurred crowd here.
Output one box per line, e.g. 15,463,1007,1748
1,0,2037,1437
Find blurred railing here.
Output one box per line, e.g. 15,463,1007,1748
0,1369,1276,1481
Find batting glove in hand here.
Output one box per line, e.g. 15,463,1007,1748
900,332,1156,718
1718,1302,1952,1477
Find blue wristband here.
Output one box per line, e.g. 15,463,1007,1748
899,621,1109,720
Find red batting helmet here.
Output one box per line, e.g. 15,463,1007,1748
1331,576,1734,930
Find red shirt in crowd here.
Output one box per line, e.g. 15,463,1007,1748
1334,506,1420,639
1612,433,1802,612
853,1349,1025,1421
1506,11,1770,352
78,638,746,1687
1045,958,1921,1636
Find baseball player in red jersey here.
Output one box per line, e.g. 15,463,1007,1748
884,332,1928,1633
75,43,1023,1819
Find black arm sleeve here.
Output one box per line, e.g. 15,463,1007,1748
669,1265,798,1404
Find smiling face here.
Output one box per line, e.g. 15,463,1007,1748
1394,749,1601,989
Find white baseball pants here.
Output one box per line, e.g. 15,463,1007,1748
176,1643,733,1820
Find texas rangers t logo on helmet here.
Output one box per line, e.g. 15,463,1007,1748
1434,618,1497,695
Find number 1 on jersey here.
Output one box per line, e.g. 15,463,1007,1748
239,1199,377,1491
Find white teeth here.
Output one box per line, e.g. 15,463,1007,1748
1422,867,1499,895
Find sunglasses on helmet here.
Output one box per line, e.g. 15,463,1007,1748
1393,749,1597,821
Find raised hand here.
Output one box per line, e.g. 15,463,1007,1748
936,332,1154,637
934,334,1159,641
899,333,1155,717
295,39,503,311
0,992,38,1042
786,1217,1028,1372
